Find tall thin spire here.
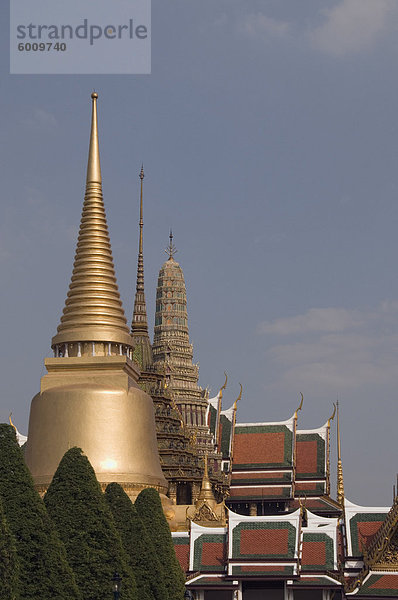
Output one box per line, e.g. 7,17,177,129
336,400,345,507
52,92,132,349
131,165,150,338
139,165,144,255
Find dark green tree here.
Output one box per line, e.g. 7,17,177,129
0,424,80,600
0,496,19,600
105,483,169,600
44,447,136,600
135,488,185,600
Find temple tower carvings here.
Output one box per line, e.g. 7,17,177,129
151,234,226,497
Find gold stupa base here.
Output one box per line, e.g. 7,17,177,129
25,355,168,496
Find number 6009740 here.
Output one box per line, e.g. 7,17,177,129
18,42,66,51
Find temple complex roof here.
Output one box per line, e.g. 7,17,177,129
173,507,343,591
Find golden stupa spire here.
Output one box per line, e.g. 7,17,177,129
52,92,132,350
336,400,345,507
131,165,150,338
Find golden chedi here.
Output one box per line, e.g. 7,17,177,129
25,93,167,500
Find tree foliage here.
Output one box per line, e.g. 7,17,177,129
105,483,168,600
0,424,80,600
135,488,185,600
44,447,137,600
0,496,19,600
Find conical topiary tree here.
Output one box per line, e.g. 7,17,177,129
135,488,185,600
0,495,19,600
105,483,169,600
44,447,136,600
0,424,80,600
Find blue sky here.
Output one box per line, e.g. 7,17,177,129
1,0,398,504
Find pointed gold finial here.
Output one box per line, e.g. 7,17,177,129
52,93,131,349
328,403,336,428
219,372,228,399
86,92,101,185
337,400,345,507
165,230,177,260
9,413,16,432
234,383,242,410
295,392,304,419
214,372,228,453
229,387,241,462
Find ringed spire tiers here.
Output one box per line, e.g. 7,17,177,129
52,92,132,352
131,166,150,337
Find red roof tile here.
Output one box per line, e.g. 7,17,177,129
369,575,398,590
174,543,190,572
295,482,325,492
350,518,386,555
369,574,398,590
231,472,290,482
234,432,286,465
302,541,326,567
296,440,318,474
240,527,289,555
201,542,225,568
229,486,291,499
239,565,285,572
358,573,398,596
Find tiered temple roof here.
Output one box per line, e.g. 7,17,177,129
173,507,343,593
230,416,295,503
224,403,341,519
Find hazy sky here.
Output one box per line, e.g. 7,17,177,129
1,0,398,505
